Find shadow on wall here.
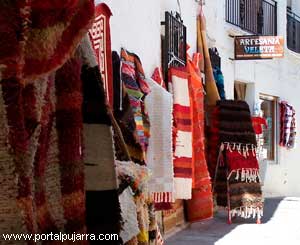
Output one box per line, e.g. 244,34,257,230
165,197,284,245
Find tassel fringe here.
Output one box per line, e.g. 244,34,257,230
152,192,173,203
229,206,263,219
228,168,261,182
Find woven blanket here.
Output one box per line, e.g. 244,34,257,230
112,51,144,164
210,100,263,219
145,78,174,204
169,68,193,200
218,100,257,145
225,148,260,182
0,0,94,84
121,49,150,155
80,34,117,191
0,1,94,235
214,149,264,219
228,172,263,220
186,57,213,221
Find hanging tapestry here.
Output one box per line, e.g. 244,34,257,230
0,0,94,235
89,3,114,107
145,78,174,206
121,49,151,157
80,35,117,191
225,148,263,219
185,56,213,221
218,100,257,145
112,51,144,164
79,35,122,241
211,100,263,220
169,68,193,200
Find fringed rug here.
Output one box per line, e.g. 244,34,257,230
145,78,175,206
169,68,193,200
212,100,263,220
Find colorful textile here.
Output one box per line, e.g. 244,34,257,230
55,55,86,234
0,0,94,84
79,35,123,241
121,49,151,156
145,78,174,205
89,3,114,107
218,100,257,145
169,68,193,200
213,66,226,100
209,100,263,220
151,67,166,89
252,116,267,135
280,102,296,149
80,35,117,191
112,51,144,164
225,148,260,182
228,172,263,220
0,0,94,235
185,57,213,221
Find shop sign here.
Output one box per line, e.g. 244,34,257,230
235,36,284,60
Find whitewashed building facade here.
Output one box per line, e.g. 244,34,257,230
97,0,300,197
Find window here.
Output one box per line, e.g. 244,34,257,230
287,6,300,53
225,0,278,35
259,94,278,161
161,11,187,88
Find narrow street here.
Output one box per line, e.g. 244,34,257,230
166,197,300,245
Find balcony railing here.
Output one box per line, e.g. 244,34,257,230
287,8,300,53
226,0,277,35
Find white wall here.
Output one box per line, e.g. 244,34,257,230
97,0,300,197
97,0,198,78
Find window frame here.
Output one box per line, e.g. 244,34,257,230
259,93,279,163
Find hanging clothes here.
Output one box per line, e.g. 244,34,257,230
280,101,296,149
252,116,267,135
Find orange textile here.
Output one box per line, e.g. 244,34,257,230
185,55,213,221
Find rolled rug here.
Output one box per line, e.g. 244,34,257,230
198,10,220,106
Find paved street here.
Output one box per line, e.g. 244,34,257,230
166,197,300,245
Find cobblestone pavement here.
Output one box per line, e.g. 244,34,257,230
166,197,300,245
